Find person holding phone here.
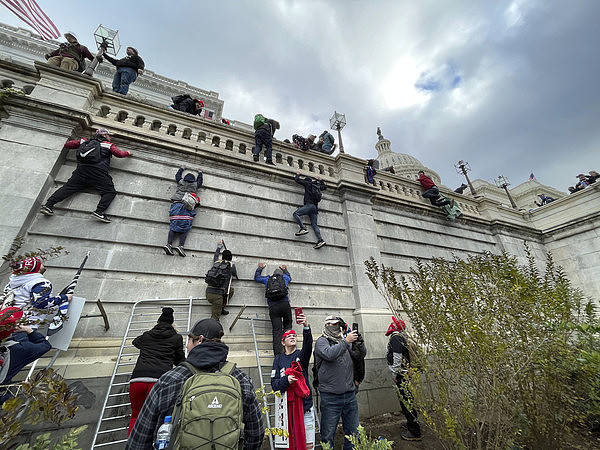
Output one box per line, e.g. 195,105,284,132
270,313,315,449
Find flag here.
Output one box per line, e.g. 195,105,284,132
529,172,536,181
0,0,60,40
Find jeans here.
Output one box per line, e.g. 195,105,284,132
268,301,292,355
112,67,137,94
319,144,334,154
293,203,322,242
319,391,359,450
422,186,450,207
253,128,273,162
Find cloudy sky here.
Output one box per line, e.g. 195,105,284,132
2,0,599,192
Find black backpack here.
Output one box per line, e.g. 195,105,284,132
265,273,288,300
307,181,323,204
205,260,232,288
76,139,103,164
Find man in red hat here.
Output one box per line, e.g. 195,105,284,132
386,316,422,441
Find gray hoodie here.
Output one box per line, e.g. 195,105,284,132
314,336,355,394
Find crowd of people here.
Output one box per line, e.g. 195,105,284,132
568,170,598,193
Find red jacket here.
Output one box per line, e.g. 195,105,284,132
418,173,436,190
284,361,310,450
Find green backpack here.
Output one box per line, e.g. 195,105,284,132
253,114,267,130
169,361,244,449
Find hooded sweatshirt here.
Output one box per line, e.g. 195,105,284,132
131,322,185,380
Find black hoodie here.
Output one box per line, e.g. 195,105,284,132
131,322,185,379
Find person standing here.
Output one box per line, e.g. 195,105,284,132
45,31,94,72
205,240,238,321
270,313,315,449
417,170,454,208
254,263,292,355
128,307,184,434
126,318,264,450
163,166,203,257
103,46,145,95
39,129,132,223
313,316,360,450
386,317,422,441
293,172,327,249
252,114,280,165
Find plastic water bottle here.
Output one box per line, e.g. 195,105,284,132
155,415,172,449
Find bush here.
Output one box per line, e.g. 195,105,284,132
365,248,600,449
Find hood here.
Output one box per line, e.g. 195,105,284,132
148,322,178,339
7,272,45,289
187,341,229,371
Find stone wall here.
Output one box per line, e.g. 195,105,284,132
0,61,598,443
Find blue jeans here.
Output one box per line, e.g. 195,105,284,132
112,67,137,94
253,128,273,161
293,203,322,242
320,144,334,154
319,391,359,450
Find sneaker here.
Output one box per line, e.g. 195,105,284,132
47,320,63,336
40,205,54,216
295,228,309,236
221,308,230,316
253,154,259,162
91,211,111,223
174,246,186,257
314,240,326,249
401,431,422,441
265,160,275,166
163,244,174,256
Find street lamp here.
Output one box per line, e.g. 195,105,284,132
454,160,477,196
329,111,346,154
83,24,120,77
494,175,518,209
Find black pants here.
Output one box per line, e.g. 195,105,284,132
46,165,117,213
396,374,421,437
268,301,292,355
422,187,450,207
167,230,189,246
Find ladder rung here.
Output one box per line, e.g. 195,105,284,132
97,426,128,434
100,414,130,421
108,392,129,398
104,403,131,409
93,438,128,447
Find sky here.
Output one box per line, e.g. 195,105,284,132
1,0,599,193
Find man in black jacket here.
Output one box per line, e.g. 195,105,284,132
171,95,204,115
103,46,145,95
253,117,280,165
293,172,327,249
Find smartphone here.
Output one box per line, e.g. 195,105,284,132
352,322,359,333
294,307,303,324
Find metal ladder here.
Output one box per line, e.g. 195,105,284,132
90,297,198,449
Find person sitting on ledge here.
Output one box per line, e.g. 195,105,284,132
45,31,94,72
534,194,555,207
170,95,204,115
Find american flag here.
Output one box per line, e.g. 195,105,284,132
0,0,60,40
529,172,536,181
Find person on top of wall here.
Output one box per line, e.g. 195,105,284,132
103,46,145,95
163,166,203,257
417,170,455,208
316,130,336,155
45,31,94,72
254,263,292,355
293,172,327,249
40,129,132,223
128,307,184,434
252,114,280,165
534,194,555,207
170,95,204,115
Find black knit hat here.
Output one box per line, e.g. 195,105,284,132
157,307,174,324
222,250,232,261
183,173,196,182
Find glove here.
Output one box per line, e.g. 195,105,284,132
44,53,50,60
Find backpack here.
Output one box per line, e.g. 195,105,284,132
205,260,232,288
307,182,323,204
76,139,103,164
265,273,288,301
181,192,200,210
170,361,243,450
253,114,267,130
171,94,191,105
405,333,423,370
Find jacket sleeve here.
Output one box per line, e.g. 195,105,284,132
103,53,117,66
132,334,142,349
8,332,51,374
315,337,349,361
295,174,308,187
319,180,327,192
29,281,68,309
236,371,265,450
283,269,291,284
388,335,405,374
173,335,185,366
175,167,184,183
64,138,84,149
270,355,290,393
254,267,269,286
82,45,94,61
109,143,131,158
299,327,313,368
231,264,239,280
196,171,203,188
135,56,145,70
213,245,222,262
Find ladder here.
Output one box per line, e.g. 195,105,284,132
90,297,198,449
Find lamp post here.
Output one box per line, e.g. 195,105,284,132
494,175,518,209
454,160,477,196
83,24,120,77
329,111,346,154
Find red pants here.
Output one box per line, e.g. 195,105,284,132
128,381,156,434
